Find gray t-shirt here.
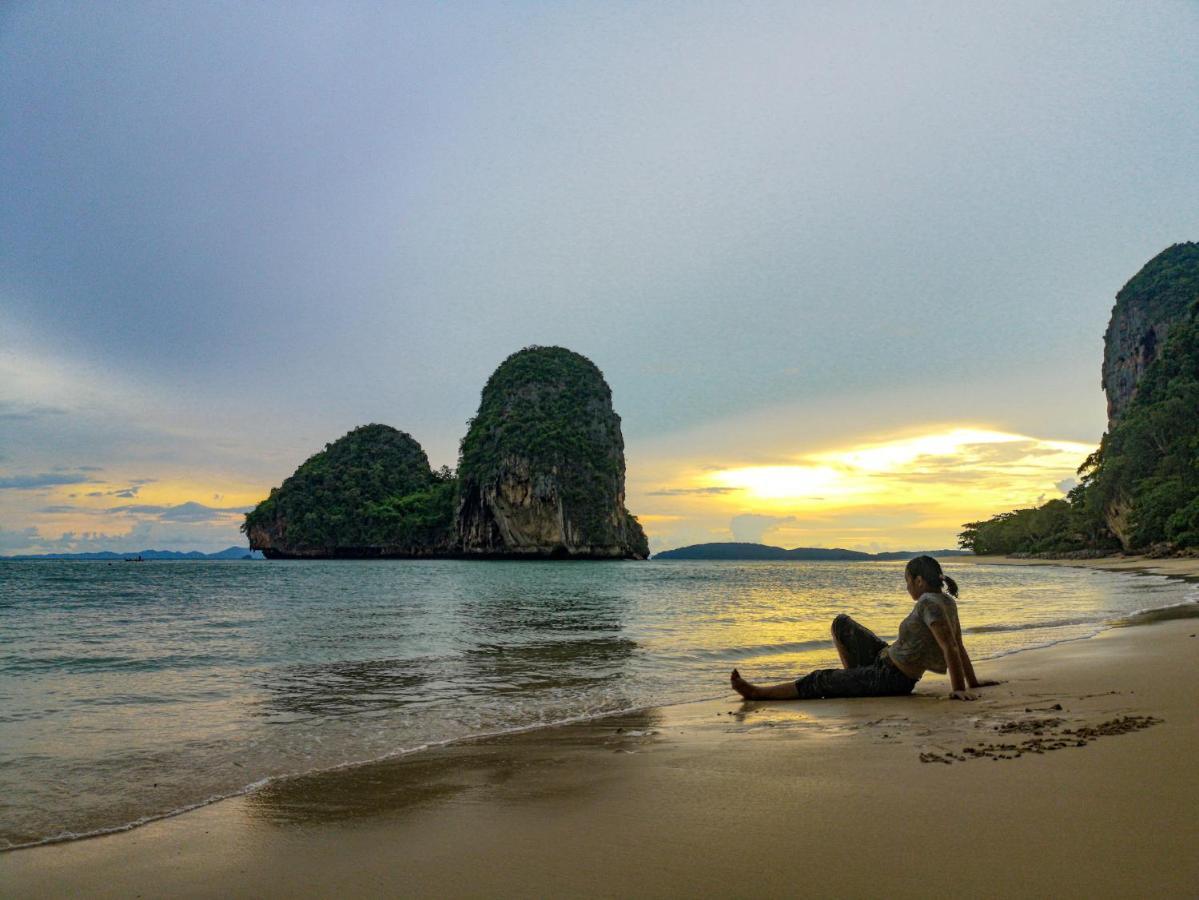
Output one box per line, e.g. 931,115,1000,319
887,591,959,674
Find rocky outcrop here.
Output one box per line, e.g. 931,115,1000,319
456,346,649,559
1099,242,1199,547
243,424,457,559
1102,243,1199,421
243,349,650,561
961,243,1199,556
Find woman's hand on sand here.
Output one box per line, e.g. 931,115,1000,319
949,689,979,701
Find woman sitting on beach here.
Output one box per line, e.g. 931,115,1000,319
730,555,995,702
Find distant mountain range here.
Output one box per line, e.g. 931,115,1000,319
1,546,264,561
652,543,973,561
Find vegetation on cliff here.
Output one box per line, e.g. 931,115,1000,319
1081,301,1199,548
242,424,457,554
457,345,648,555
960,243,1199,555
242,347,648,559
958,495,1116,556
1103,242,1199,420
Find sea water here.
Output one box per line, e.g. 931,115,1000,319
0,558,1194,849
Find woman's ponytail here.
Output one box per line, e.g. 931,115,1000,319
905,555,959,597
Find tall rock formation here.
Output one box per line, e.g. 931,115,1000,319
243,424,457,558
457,346,649,559
1102,242,1199,421
1098,243,1199,547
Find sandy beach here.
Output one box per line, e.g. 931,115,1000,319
4,558,1198,899
968,553,1199,581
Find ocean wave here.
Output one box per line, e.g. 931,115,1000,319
0,653,229,676
974,629,1106,662
1109,599,1199,627
965,616,1105,635
681,639,831,661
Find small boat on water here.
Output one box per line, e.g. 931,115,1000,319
123,555,144,562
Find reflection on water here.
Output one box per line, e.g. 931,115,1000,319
258,634,638,720
248,708,662,826
260,657,430,721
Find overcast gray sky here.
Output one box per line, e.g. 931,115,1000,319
2,2,1197,553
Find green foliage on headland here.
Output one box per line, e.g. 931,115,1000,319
458,345,628,541
242,424,457,551
961,244,1199,555
958,496,1116,556
1107,242,1199,331
1081,303,1199,548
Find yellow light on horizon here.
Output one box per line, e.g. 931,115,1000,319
692,426,1096,511
713,464,853,500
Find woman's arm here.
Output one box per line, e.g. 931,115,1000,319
954,626,999,689
930,621,976,700
957,635,981,688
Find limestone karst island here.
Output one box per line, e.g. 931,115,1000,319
959,242,1199,557
242,346,649,559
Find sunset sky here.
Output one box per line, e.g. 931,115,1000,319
2,2,1197,554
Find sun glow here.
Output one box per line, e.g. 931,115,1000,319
635,425,1099,551
701,428,1095,507
713,464,852,500
814,428,1026,473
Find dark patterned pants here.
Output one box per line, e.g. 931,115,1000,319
794,614,919,700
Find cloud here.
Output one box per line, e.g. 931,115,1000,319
106,501,252,522
648,523,729,555
0,472,93,490
0,403,67,423
730,513,798,543
0,526,41,550
38,505,81,513
1055,477,1078,494
0,518,249,555
81,482,155,498
646,486,743,496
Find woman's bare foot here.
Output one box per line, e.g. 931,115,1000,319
730,668,758,700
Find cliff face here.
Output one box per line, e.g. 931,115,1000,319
457,346,649,559
242,348,650,561
243,424,457,559
1102,243,1199,421
1099,243,1199,548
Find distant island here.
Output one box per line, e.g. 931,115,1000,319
653,543,971,561
1,547,263,561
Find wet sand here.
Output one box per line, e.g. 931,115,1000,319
967,552,1199,581
4,568,1198,897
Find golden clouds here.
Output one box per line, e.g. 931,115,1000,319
634,426,1097,551
703,428,1093,511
